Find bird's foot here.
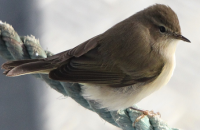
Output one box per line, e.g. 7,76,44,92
130,107,161,126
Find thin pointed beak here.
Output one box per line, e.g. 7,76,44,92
173,33,191,43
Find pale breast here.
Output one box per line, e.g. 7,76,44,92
141,55,176,98
81,61,175,111
81,41,178,111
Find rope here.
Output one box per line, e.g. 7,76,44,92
0,21,180,130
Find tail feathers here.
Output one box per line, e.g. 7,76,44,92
2,59,56,77
2,59,43,70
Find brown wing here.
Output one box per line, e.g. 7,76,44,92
48,36,163,87
49,50,131,87
49,35,132,87
48,18,164,87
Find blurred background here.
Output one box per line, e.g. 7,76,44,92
0,0,199,130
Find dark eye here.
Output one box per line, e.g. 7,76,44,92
159,26,166,33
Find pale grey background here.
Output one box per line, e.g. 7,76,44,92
0,0,200,130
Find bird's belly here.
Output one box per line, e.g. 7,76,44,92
81,57,176,111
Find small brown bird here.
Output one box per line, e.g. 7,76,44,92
2,4,190,111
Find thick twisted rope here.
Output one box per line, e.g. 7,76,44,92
0,21,179,130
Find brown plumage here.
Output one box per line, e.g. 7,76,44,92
1,4,185,88
2,4,190,110
2,29,164,87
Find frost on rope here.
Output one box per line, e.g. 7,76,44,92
0,21,180,130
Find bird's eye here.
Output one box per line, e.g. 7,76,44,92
159,26,166,33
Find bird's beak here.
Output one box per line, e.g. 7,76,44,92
173,33,191,43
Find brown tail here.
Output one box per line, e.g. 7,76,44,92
2,59,56,77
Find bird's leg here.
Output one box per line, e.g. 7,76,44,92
130,107,161,126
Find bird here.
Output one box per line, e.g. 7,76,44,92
1,4,190,112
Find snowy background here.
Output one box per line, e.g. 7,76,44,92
0,0,200,130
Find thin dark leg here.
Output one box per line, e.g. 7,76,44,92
130,107,145,112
